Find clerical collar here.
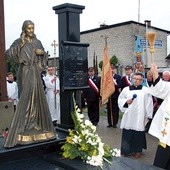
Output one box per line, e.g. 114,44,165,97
129,85,142,90
7,80,13,83
147,81,153,87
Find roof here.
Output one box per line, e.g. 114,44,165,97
80,20,170,35
165,53,170,59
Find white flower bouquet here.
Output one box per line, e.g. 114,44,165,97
61,97,120,169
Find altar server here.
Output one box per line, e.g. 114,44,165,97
118,72,153,158
6,72,18,111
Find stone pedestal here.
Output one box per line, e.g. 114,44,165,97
0,101,14,136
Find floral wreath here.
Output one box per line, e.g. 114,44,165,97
61,97,120,169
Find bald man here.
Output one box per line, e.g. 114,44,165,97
162,70,170,82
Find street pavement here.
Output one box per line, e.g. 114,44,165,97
83,112,158,167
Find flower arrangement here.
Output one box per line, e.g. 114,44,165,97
61,97,120,169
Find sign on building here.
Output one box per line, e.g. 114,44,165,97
140,39,162,48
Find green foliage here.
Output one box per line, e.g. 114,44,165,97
99,55,119,70
103,144,113,157
6,58,18,75
99,60,103,71
62,139,87,159
5,49,18,75
110,55,118,66
61,96,120,168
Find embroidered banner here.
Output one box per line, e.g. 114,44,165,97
100,47,115,105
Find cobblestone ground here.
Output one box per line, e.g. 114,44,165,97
83,111,158,166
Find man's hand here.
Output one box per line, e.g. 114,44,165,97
51,76,56,83
35,49,44,55
54,89,59,94
126,99,133,105
150,63,159,81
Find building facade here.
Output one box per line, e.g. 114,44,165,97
80,20,170,75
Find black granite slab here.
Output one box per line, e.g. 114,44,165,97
45,153,164,170
0,157,66,170
0,127,164,170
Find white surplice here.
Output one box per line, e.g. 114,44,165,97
44,74,60,122
7,81,18,106
118,86,153,131
149,79,170,147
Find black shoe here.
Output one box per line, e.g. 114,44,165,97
93,122,98,126
53,120,58,126
107,125,112,128
113,125,117,128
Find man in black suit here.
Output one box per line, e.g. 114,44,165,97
107,65,122,128
121,65,133,90
83,67,101,126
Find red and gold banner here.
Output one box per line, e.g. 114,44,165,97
100,47,115,105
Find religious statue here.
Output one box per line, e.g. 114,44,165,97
3,20,56,148
134,52,144,73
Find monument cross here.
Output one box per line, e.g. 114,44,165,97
101,35,108,48
104,35,108,48
51,40,59,109
51,40,58,58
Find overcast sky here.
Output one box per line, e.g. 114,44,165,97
4,0,170,56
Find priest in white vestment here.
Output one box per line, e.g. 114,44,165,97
118,72,153,158
44,67,60,125
149,63,170,169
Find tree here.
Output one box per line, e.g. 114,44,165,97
110,55,118,66
99,55,119,70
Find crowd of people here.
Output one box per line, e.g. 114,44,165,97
4,19,170,169
6,42,170,168
6,59,170,169
81,64,170,169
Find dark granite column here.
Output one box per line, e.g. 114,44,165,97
0,0,8,101
53,3,85,129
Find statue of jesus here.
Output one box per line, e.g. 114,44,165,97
4,20,56,148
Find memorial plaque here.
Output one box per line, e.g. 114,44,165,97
61,41,89,90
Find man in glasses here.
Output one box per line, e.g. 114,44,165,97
118,72,153,158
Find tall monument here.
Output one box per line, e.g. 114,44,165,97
53,3,89,129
